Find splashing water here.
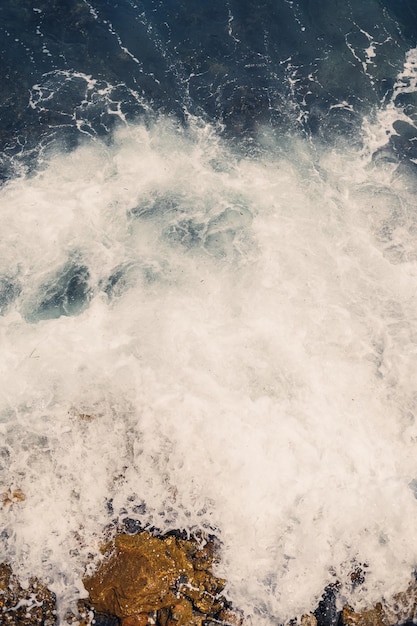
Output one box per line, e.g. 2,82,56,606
2,1,417,624
0,111,417,623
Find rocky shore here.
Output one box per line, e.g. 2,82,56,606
0,562,56,625
1,528,417,626
80,529,242,626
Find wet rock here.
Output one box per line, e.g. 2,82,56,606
83,530,240,626
121,614,148,626
314,584,340,626
84,532,193,616
1,487,26,507
300,614,318,626
158,598,195,626
65,598,123,626
217,607,245,625
341,580,417,626
384,581,417,625
350,567,367,590
94,615,122,626
341,604,387,626
0,562,56,625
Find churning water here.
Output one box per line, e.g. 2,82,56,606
1,1,417,624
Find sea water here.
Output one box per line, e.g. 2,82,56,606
1,1,417,624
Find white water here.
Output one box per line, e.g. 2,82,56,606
1,107,417,624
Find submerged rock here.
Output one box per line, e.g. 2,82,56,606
1,487,26,507
83,530,242,626
0,562,56,625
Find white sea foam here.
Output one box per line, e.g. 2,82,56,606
361,46,417,157
1,115,417,624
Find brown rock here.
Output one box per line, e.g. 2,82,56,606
63,598,94,625
341,580,417,626
217,607,245,626
158,603,204,626
300,614,318,626
342,603,388,626
0,562,56,625
384,580,417,624
83,531,234,624
168,598,194,624
83,532,206,617
1,488,26,507
83,532,191,616
191,544,216,571
122,613,149,626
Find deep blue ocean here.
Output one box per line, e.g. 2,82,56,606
2,2,417,625
1,0,417,167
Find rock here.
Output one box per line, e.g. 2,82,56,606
83,532,193,616
290,612,318,626
122,614,149,626
217,607,245,625
64,601,123,626
164,598,194,625
300,614,318,626
341,603,387,626
83,530,241,625
314,584,340,626
1,488,26,507
92,615,121,626
384,580,417,624
0,562,56,625
341,580,417,626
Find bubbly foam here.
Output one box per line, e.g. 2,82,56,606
1,115,417,624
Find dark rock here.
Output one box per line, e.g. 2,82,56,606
0,562,57,625
314,584,341,626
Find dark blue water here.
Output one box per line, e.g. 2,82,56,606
1,0,417,172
